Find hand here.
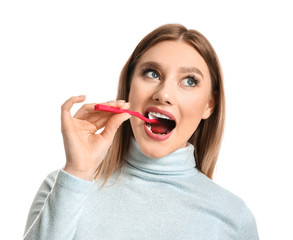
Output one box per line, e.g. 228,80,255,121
61,96,131,180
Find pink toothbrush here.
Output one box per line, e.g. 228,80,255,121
94,104,160,124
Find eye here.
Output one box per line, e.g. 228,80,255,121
181,77,199,87
143,69,160,80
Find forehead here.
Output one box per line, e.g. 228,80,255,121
137,41,209,74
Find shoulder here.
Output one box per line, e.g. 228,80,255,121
32,170,60,200
190,171,258,237
24,169,60,230
40,170,60,190
194,171,248,208
45,169,60,183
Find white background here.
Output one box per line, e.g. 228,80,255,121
1,0,292,239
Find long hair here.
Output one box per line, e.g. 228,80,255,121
94,24,225,186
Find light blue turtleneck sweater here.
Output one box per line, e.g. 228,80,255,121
23,139,258,239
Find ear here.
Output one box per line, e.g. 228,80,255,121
202,94,216,120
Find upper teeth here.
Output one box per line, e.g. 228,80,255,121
148,112,171,120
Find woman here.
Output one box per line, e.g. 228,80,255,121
23,24,259,239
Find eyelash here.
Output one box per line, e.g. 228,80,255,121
183,75,199,87
142,68,160,79
141,68,200,87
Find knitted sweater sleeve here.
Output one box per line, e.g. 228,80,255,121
238,203,259,240
23,169,95,240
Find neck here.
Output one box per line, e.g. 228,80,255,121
126,138,197,175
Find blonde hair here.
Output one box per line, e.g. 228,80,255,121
94,24,225,186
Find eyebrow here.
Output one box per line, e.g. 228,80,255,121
139,61,204,80
178,66,204,79
139,61,161,70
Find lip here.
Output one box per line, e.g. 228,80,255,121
143,106,176,141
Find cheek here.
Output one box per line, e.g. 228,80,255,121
129,83,141,109
129,79,151,110
129,80,138,102
179,94,209,126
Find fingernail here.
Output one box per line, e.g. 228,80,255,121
78,95,86,98
117,100,126,103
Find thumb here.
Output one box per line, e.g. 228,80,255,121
100,113,131,142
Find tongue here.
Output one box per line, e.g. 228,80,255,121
150,119,173,134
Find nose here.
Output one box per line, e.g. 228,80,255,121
152,81,175,106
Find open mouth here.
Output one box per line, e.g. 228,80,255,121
145,111,176,135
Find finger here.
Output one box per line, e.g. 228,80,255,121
62,95,86,114
100,112,131,142
74,100,128,117
86,103,130,131
61,95,86,129
74,100,130,122
89,101,131,129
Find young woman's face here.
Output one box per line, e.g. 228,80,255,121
128,40,214,158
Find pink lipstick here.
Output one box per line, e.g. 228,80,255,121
143,107,176,141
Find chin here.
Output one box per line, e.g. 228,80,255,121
142,149,169,159
131,120,185,159
141,148,169,159
136,138,173,159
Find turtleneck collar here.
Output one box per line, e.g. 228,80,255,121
126,138,197,175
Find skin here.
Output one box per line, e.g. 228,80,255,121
61,98,131,180
129,40,215,158
61,40,214,180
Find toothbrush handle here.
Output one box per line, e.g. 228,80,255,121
94,104,159,124
94,104,127,113
94,104,142,118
